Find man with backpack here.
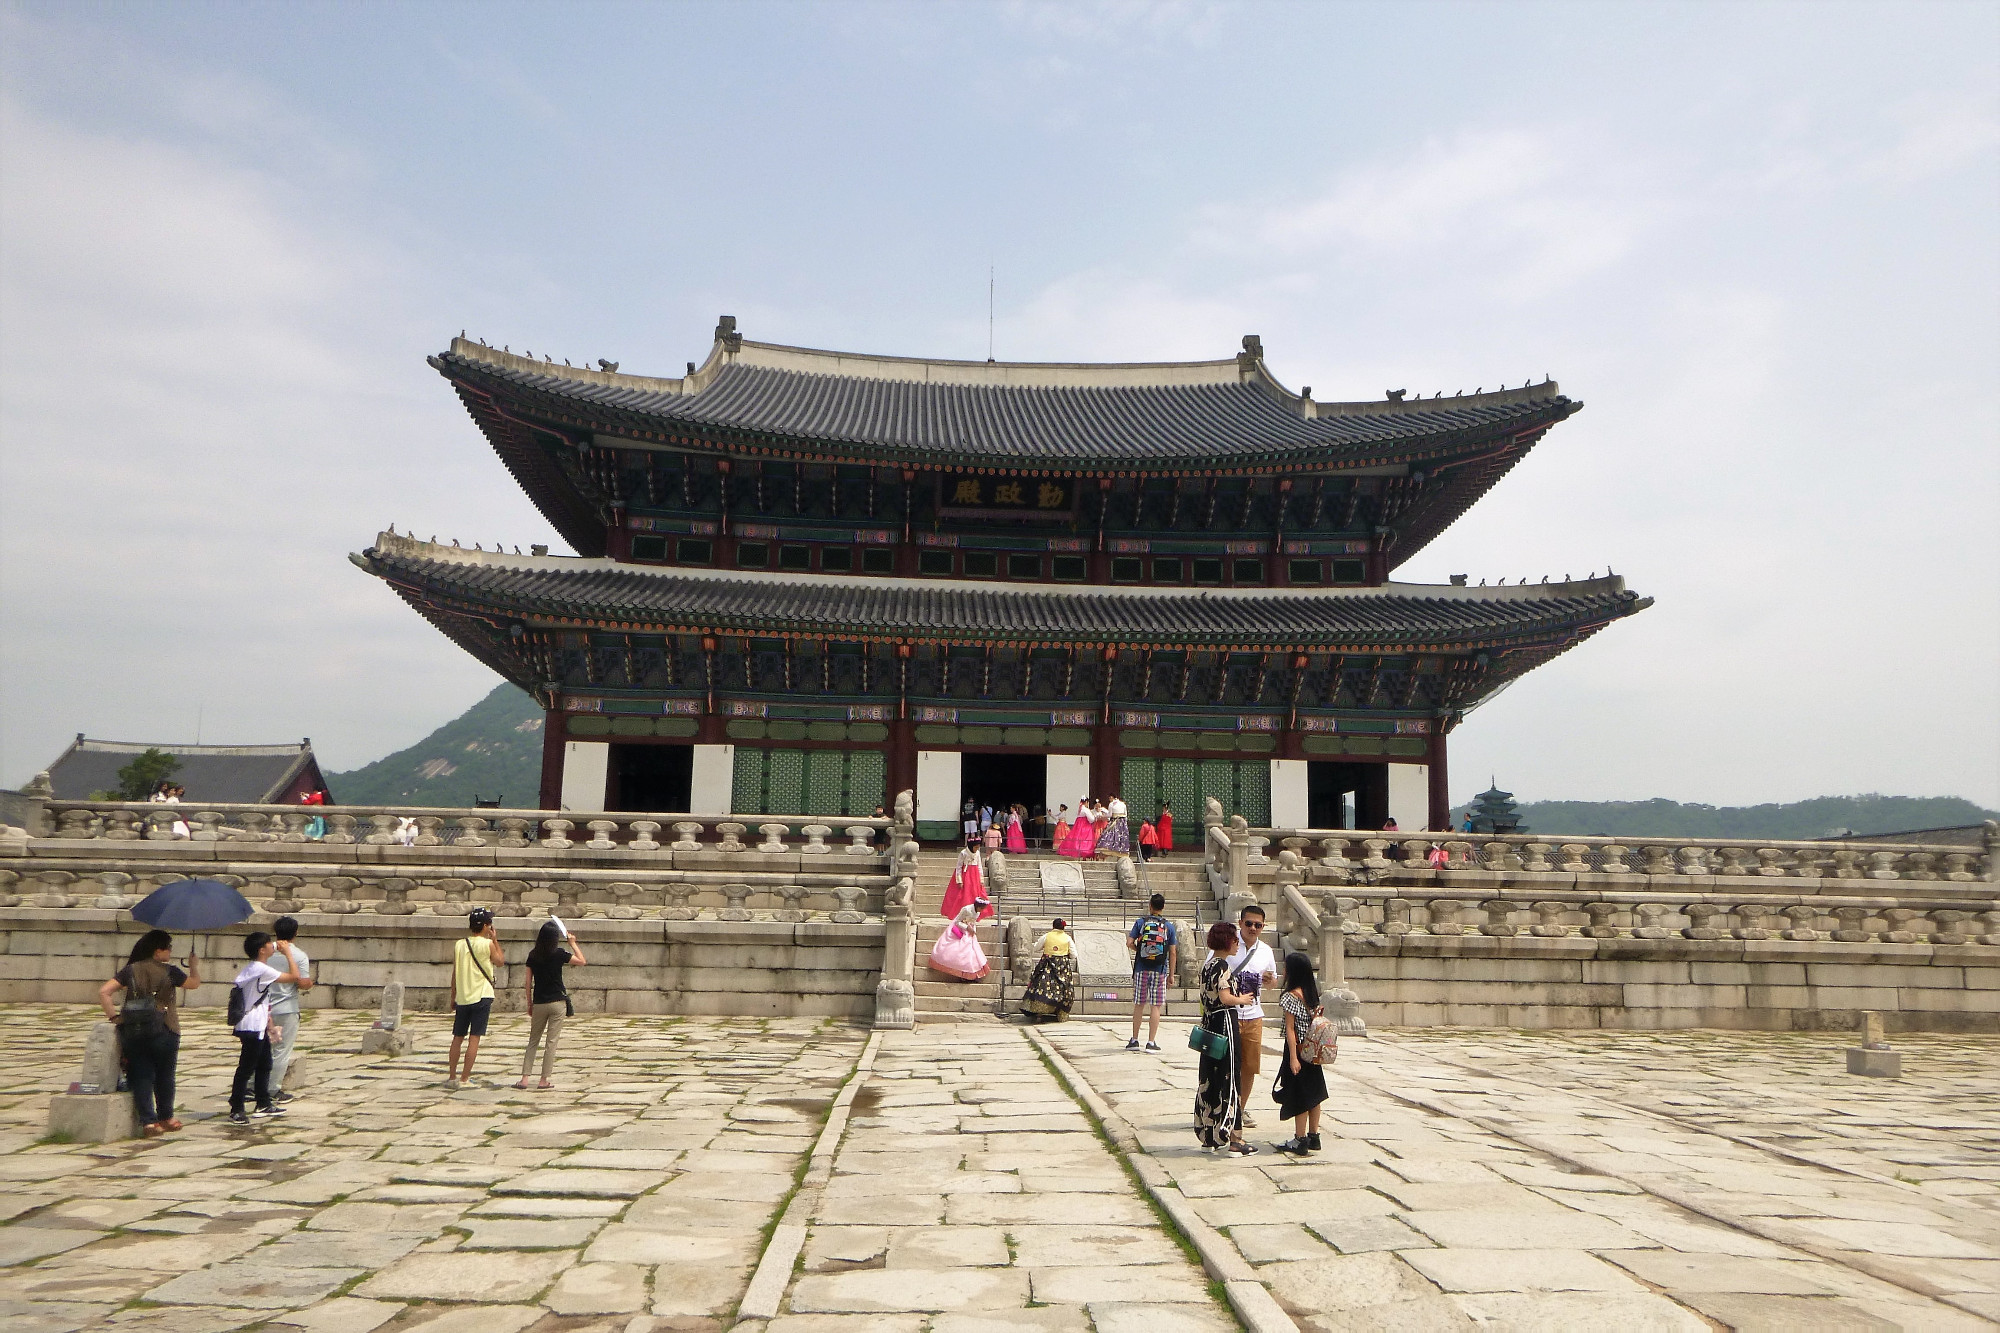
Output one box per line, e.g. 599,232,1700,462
1125,893,1178,1052
447,908,503,1090
229,931,300,1124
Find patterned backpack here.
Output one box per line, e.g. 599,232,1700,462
1295,1002,1335,1065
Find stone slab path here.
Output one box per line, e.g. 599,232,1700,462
1036,1021,2000,1331
0,1004,864,1333
746,1023,1240,1333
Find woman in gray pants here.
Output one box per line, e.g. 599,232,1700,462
517,919,585,1089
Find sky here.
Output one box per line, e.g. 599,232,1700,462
1,0,1995,808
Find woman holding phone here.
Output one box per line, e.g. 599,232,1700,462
518,917,585,1090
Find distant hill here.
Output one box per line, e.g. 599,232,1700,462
1454,793,1998,840
326,685,544,807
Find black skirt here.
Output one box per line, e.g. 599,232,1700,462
1271,1058,1329,1120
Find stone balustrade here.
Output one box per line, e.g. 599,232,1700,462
1247,824,1998,886
17,801,890,861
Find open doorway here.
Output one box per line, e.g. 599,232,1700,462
960,752,1047,845
1307,760,1389,830
608,743,694,813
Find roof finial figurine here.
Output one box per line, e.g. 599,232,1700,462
1386,389,1406,401
599,359,619,372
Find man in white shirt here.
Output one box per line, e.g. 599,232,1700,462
1228,904,1279,1128
267,916,315,1103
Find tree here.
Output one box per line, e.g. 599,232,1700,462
116,749,181,801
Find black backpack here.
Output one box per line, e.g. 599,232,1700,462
226,973,270,1027
120,961,169,1040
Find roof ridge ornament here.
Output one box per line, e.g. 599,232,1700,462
716,315,742,354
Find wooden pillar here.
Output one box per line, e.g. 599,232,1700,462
1089,724,1123,801
538,709,566,810
886,719,917,810
1356,763,1390,830
1427,728,1451,832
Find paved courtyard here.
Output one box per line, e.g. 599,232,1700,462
0,1004,1995,1331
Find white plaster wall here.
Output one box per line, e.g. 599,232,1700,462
1387,762,1429,831
560,741,609,812
690,744,734,815
1045,754,1091,822
916,750,961,825
1270,759,1309,829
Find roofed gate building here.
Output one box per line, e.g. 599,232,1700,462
355,321,1649,838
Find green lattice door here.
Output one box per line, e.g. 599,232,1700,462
733,747,886,816
1123,756,1269,826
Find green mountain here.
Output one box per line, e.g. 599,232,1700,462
326,684,544,807
1453,794,1998,840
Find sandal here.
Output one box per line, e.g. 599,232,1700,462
162,1119,183,1132
1229,1141,1259,1155
537,1080,555,1090
514,1080,530,1090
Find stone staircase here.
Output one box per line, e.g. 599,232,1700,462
910,848,1214,1023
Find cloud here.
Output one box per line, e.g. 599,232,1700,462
1000,0,1227,47
1199,129,1648,303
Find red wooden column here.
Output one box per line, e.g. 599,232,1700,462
886,718,917,810
1427,727,1451,832
538,708,566,810
1089,724,1123,800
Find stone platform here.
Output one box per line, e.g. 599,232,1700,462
0,1004,1994,1331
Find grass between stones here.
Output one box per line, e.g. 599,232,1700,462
1023,1032,1246,1332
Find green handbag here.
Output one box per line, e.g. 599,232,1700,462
1187,1025,1229,1060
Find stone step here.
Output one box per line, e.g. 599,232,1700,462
915,977,1000,997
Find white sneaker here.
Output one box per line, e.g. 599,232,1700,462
444,1078,461,1091
1144,1042,1162,1053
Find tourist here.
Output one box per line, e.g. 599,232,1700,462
1382,816,1399,833
517,918,585,1090
940,845,989,919
1228,904,1278,1128
267,916,315,1103
927,900,991,980
396,815,419,846
229,931,299,1124
301,789,326,840
962,800,978,846
1090,799,1111,858
1125,892,1178,1052
1019,918,1077,1021
1138,818,1157,861
1156,800,1173,858
447,908,503,1090
1460,812,1477,834
1427,839,1451,869
1059,798,1097,858
1005,804,1026,854
1195,920,1255,1154
1100,794,1131,856
97,929,199,1137
1052,804,1072,849
1272,950,1329,1155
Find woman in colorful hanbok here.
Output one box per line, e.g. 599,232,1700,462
1004,805,1027,854
927,901,990,980
1019,918,1077,1021
301,790,326,841
1059,800,1098,858
1155,802,1174,859
1051,805,1072,850
1089,800,1111,859
939,848,991,922
1098,796,1131,855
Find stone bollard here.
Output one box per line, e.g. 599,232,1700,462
47,1022,137,1142
1845,1010,1901,1078
361,980,414,1056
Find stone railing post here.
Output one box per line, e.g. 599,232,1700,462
1529,901,1570,936
1478,900,1517,936
1632,903,1676,938
757,823,790,853
1583,902,1622,938
1928,910,1972,945
1426,899,1466,935
843,825,875,855
320,876,358,914
1976,909,2000,946
16,771,54,837
875,876,917,1029
716,822,748,853
1731,903,1772,939
1683,904,1728,940
541,819,575,850
1879,907,1922,943
1378,898,1415,936
452,817,490,848
671,821,703,850
1984,820,1999,883
1830,906,1874,941
628,821,662,852
800,824,831,854
1227,815,1250,902
832,886,865,923
1521,843,1554,872
1780,905,1822,940
719,885,753,922
586,820,619,851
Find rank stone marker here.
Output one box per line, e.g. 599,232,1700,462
46,1020,137,1142
360,979,412,1056
1846,1009,1902,1078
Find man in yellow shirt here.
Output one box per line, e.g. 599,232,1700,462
447,908,503,1090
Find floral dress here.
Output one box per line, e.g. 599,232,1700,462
1272,989,1329,1120
1193,955,1240,1148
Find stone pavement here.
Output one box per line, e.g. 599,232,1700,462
3,1001,1998,1332
1036,1021,2000,1330
752,1023,1241,1333
0,1004,864,1333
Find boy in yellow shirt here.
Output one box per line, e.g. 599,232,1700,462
447,908,503,1089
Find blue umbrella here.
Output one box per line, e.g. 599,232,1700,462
131,878,255,932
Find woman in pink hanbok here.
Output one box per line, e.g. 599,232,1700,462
928,901,991,980
1005,805,1027,854
1059,800,1099,858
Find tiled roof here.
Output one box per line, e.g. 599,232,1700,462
435,342,1577,471
44,740,324,804
355,535,1648,652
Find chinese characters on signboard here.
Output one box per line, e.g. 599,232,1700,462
937,474,1076,517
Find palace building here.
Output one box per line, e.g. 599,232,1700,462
354,320,1649,838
